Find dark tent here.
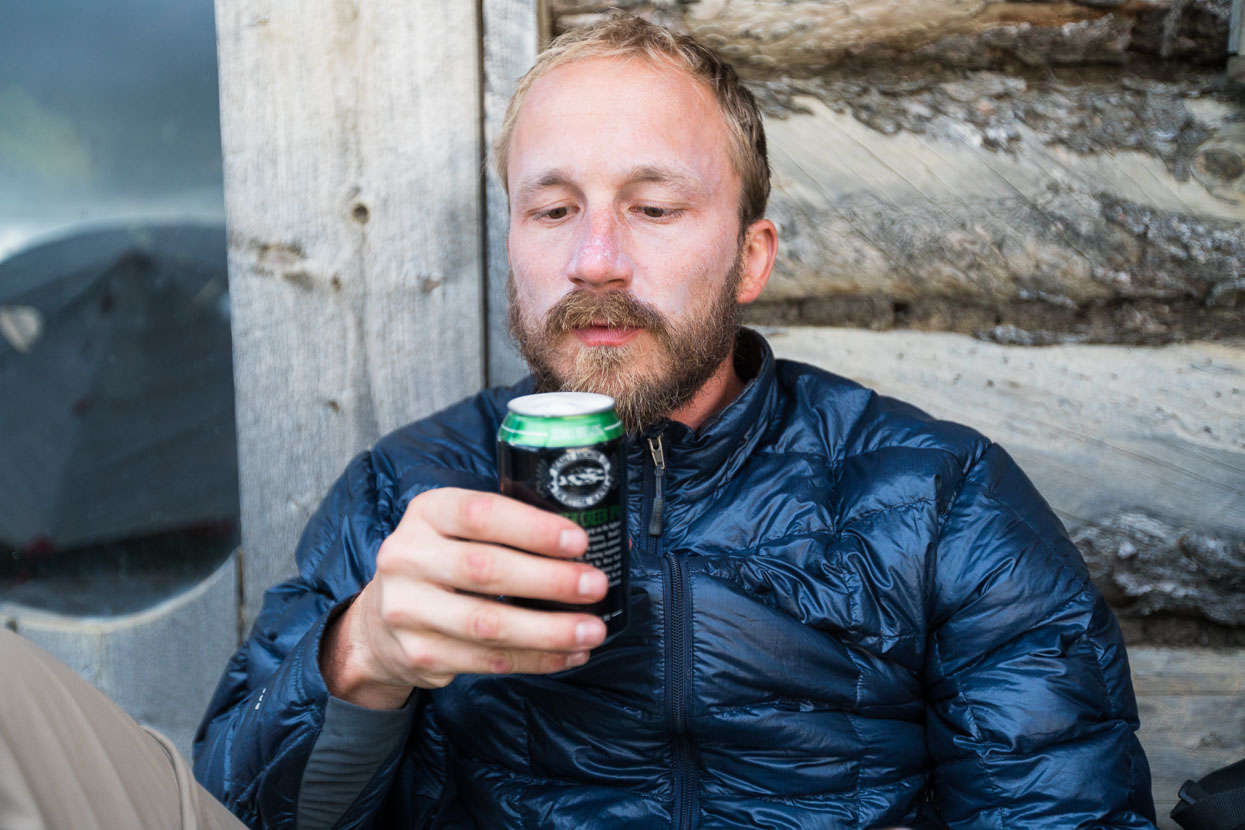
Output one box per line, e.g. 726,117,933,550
0,224,238,555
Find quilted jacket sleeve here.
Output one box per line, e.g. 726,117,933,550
192,450,446,829
924,443,1157,829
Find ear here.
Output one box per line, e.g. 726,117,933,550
735,218,777,305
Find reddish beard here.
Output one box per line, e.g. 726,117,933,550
507,265,742,433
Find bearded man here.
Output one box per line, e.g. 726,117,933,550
193,15,1158,830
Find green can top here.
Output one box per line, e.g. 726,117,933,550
499,392,623,448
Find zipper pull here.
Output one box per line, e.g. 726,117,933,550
647,434,666,536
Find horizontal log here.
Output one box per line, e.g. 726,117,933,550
1130,646,1245,694
1076,512,1245,627
552,0,1232,67
555,4,1244,344
756,81,1243,342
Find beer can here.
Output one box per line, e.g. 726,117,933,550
497,392,628,640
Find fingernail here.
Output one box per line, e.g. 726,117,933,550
560,528,584,554
578,571,605,597
576,621,604,646
567,651,590,667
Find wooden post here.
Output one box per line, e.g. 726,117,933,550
215,0,492,628
482,0,547,386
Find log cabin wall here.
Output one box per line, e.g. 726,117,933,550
551,2,1244,344
550,2,1242,824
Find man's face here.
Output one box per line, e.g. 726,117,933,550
505,56,750,432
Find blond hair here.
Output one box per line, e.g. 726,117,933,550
493,14,771,228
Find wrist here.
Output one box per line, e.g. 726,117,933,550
320,600,413,710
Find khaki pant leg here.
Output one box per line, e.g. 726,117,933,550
0,629,246,830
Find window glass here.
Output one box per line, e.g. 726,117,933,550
0,0,237,615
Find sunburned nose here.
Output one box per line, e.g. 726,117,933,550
568,212,631,289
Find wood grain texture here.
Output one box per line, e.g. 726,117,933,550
767,327,1245,539
215,0,486,627
555,1,1245,344
483,0,543,387
1130,648,1245,829
554,0,1231,66
761,92,1244,309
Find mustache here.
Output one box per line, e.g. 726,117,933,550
543,290,668,338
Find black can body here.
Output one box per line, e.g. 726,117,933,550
498,437,628,640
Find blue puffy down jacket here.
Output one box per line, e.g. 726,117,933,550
194,330,1156,828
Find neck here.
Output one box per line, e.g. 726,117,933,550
667,349,743,432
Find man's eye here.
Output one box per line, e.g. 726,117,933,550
639,206,675,219
542,206,570,220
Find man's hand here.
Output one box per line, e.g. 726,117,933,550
320,488,609,709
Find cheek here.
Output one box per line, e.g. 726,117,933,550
511,272,562,321
635,241,731,311
510,232,570,288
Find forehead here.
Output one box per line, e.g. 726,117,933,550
506,56,736,194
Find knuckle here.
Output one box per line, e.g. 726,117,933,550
375,538,399,574
378,602,408,630
469,605,502,642
461,550,495,587
484,649,514,675
412,486,449,509
404,643,439,673
458,494,493,535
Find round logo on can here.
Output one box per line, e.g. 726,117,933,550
547,448,613,509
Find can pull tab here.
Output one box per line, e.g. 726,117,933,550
647,434,665,536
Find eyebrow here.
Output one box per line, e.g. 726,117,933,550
622,165,704,196
514,170,576,204
513,165,705,203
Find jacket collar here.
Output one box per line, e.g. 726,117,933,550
637,327,779,481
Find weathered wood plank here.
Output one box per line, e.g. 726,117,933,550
483,0,544,387
1130,647,1245,695
768,327,1244,534
214,0,486,627
1130,648,1245,828
1139,691,1245,828
554,0,1230,67
758,93,1243,326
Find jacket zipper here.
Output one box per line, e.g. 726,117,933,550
647,436,666,536
650,434,697,830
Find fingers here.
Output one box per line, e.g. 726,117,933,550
387,487,608,603
415,489,588,559
343,487,611,697
388,629,592,689
383,582,607,652
424,540,608,603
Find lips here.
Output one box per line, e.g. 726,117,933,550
573,325,640,347
543,290,665,347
